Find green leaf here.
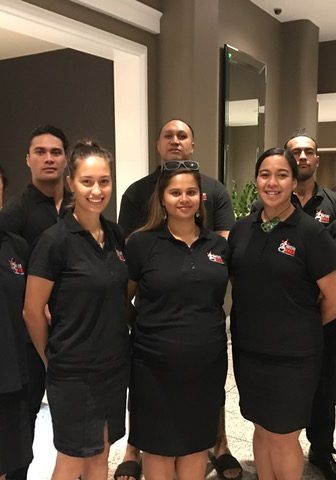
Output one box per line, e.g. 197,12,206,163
231,180,258,219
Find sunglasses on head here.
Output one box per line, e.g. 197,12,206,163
162,160,199,171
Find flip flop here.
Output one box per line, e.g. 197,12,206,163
114,460,142,480
209,452,243,479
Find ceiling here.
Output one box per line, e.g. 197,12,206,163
0,1,335,62
1,1,335,123
251,0,336,41
0,27,60,60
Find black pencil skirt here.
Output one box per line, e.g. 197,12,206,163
233,348,322,434
46,361,129,458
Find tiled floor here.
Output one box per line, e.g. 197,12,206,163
28,337,329,479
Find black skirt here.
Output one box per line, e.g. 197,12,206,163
233,348,322,434
46,360,129,458
129,342,227,456
0,387,32,475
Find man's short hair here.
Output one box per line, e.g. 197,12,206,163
27,124,69,152
284,132,318,152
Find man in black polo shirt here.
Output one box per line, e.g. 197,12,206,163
285,133,336,480
119,119,234,238
116,119,241,480
0,125,70,480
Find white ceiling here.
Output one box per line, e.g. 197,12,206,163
1,1,336,123
251,0,336,41
0,27,60,60
0,1,335,62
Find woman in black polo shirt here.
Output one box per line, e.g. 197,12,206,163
229,148,336,480
0,230,32,478
23,141,129,480
125,162,229,480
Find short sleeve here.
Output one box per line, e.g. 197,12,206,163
124,232,144,281
27,230,66,281
305,226,336,281
213,182,235,232
125,231,159,281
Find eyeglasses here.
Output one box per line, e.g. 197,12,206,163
162,160,199,171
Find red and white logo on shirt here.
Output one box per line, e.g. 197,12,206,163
115,249,126,262
207,251,224,264
8,258,25,275
277,239,296,257
315,210,330,224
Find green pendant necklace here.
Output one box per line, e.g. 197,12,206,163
260,205,292,233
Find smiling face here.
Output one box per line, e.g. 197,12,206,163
162,172,200,222
26,133,67,185
67,156,112,217
286,136,319,181
256,154,297,215
157,120,195,162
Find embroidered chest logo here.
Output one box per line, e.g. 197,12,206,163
202,192,208,201
9,258,25,275
207,251,224,264
277,239,296,257
315,210,330,224
115,249,126,262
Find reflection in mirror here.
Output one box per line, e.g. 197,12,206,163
219,44,266,192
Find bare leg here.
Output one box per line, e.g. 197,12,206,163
212,406,241,479
51,453,84,480
142,452,175,480
52,425,110,480
82,425,110,480
254,424,303,480
253,425,276,480
214,406,229,454
175,450,208,480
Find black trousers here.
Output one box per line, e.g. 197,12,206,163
6,343,45,480
306,322,336,454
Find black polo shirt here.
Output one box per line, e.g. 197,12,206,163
0,231,29,393
125,227,228,361
252,183,336,226
27,214,129,377
118,167,235,235
228,209,336,357
0,184,72,245
328,220,336,239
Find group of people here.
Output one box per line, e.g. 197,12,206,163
0,120,336,480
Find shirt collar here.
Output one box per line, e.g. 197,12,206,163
27,183,71,206
292,182,324,205
64,212,112,235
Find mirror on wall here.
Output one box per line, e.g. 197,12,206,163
219,44,266,192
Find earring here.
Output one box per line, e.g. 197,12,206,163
161,205,167,220
195,211,200,218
